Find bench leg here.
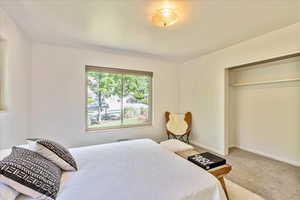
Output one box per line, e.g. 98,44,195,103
219,177,229,200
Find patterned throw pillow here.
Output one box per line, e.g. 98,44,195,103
0,147,62,200
27,139,78,171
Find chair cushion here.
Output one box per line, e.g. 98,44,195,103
166,114,188,135
160,139,194,153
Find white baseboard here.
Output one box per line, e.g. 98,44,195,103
191,140,225,156
234,145,300,167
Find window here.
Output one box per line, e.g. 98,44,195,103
86,66,153,131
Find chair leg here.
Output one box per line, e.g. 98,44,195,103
186,134,190,144
179,136,183,142
177,134,186,143
168,133,191,144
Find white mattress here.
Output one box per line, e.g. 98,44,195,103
3,139,226,200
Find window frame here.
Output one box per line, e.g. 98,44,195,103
85,65,153,131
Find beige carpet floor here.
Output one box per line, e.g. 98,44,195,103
226,179,264,200
193,146,300,200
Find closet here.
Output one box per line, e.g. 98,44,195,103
228,53,300,166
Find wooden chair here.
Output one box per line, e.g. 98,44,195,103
165,112,192,143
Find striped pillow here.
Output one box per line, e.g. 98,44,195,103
27,139,78,171
0,147,61,200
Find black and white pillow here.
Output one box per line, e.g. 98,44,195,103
27,138,78,171
0,147,62,200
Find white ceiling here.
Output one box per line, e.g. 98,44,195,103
1,0,300,62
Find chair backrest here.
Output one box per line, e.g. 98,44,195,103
165,112,192,135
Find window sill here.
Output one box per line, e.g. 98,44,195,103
86,123,153,133
0,110,7,114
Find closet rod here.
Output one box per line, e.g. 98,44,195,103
231,77,300,87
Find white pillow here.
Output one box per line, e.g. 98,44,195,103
0,144,35,160
160,139,194,153
0,183,19,200
0,149,11,160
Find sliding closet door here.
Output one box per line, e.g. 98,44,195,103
229,57,300,166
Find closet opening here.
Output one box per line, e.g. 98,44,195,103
226,52,300,167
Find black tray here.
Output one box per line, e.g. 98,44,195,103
188,152,226,170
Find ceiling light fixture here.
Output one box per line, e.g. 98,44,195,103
152,7,179,27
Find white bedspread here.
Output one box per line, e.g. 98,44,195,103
7,139,226,200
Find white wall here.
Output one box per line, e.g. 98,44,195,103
0,39,6,110
0,8,32,149
229,59,300,166
30,43,179,148
179,22,300,156
1,5,299,161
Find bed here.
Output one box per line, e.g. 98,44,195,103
1,139,226,200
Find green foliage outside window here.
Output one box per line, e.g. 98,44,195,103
87,70,152,129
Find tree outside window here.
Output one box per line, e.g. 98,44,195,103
86,66,152,130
